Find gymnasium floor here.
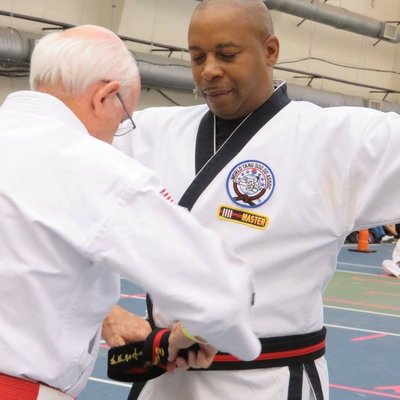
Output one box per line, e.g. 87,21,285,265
79,242,400,400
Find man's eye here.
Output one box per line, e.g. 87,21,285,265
191,55,205,64
220,53,236,60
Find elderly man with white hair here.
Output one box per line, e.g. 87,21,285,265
0,25,260,400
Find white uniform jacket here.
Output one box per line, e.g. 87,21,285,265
0,91,260,396
114,83,400,399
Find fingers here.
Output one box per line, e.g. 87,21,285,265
167,323,217,372
200,343,218,359
168,346,217,372
187,345,216,369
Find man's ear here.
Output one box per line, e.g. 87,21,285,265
92,80,121,116
264,35,280,67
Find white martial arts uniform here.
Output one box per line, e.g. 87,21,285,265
0,91,260,397
114,82,400,400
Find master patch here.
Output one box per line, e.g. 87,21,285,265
218,205,269,230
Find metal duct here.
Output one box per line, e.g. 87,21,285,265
287,82,366,108
1,28,399,114
264,0,400,43
139,61,400,113
134,52,194,91
134,53,400,114
286,82,400,113
0,26,30,62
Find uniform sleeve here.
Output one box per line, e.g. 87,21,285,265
347,110,400,230
84,173,261,361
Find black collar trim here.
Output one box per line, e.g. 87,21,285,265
179,84,291,210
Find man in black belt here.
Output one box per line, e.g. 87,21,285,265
107,0,400,399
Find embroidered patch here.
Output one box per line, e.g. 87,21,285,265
226,160,275,208
218,205,269,230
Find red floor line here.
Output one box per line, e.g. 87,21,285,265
120,293,146,299
366,291,400,298
376,387,400,394
351,333,387,342
352,276,400,286
323,297,400,311
330,383,400,399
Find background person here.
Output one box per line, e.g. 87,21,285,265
369,226,395,243
382,240,400,278
0,24,261,400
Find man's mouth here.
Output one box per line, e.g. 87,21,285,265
202,87,231,97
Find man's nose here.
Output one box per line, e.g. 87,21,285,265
201,55,223,81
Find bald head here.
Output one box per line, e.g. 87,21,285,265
188,0,279,119
29,24,141,143
193,0,274,39
60,24,122,43
30,24,139,98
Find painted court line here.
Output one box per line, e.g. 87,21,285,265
330,383,400,399
351,275,400,286
324,297,400,312
88,376,131,388
325,323,400,337
336,269,382,277
324,304,400,318
376,387,400,395
366,290,400,298
120,293,146,300
337,261,383,271
351,333,387,342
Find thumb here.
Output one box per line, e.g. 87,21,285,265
168,343,179,362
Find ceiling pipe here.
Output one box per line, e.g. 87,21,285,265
135,53,193,92
274,65,399,96
135,54,400,113
0,10,189,55
264,0,400,43
285,82,400,113
0,27,399,114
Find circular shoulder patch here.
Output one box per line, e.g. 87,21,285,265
226,160,275,208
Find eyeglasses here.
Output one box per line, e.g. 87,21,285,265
114,92,136,137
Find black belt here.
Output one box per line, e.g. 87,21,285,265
107,327,326,382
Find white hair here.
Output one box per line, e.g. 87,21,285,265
29,30,139,98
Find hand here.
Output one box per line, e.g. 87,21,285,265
101,305,152,347
166,323,217,372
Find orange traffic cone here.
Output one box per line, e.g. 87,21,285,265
348,229,376,253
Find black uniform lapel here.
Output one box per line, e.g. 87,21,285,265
194,110,215,174
179,84,291,211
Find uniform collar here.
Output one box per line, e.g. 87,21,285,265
1,90,89,135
